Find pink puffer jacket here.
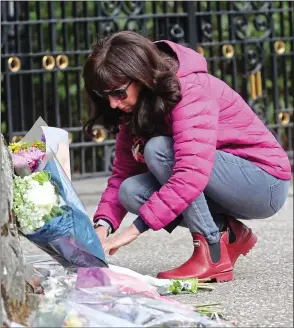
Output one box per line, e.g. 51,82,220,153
94,41,292,231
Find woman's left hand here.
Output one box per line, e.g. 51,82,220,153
103,224,141,255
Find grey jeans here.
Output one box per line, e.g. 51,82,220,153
119,136,290,244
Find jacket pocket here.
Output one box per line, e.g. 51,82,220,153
270,179,290,213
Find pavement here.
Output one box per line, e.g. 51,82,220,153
21,176,293,327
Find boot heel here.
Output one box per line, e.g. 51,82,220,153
214,270,234,282
241,232,258,256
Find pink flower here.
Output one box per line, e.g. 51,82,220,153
12,153,31,176
12,153,28,168
15,147,45,172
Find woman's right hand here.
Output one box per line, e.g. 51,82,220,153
95,226,109,246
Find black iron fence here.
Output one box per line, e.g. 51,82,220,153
1,1,293,178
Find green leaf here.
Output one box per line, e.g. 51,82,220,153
32,171,50,185
50,205,65,217
52,182,60,195
43,214,52,222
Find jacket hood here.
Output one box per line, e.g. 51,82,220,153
155,40,208,77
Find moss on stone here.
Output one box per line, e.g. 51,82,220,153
1,283,30,326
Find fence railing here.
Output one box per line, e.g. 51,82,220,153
1,1,293,178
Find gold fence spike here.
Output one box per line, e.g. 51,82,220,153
56,55,69,69
11,136,23,143
274,41,286,54
279,112,290,125
197,46,204,56
222,44,234,58
256,71,262,97
92,128,106,143
8,57,21,72
249,74,257,99
42,55,55,70
68,132,73,144
249,71,263,99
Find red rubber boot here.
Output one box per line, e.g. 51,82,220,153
227,217,258,265
157,232,233,282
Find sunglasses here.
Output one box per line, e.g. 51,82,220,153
93,80,133,101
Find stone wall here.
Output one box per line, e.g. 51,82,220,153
0,136,29,326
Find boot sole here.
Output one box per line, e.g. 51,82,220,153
208,270,234,283
157,270,234,282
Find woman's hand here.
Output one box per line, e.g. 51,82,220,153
95,226,109,246
103,224,141,256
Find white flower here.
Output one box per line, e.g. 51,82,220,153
25,180,57,213
13,171,61,234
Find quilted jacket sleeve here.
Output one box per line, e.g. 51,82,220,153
139,79,219,230
93,123,139,230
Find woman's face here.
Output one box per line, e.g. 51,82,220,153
106,81,141,113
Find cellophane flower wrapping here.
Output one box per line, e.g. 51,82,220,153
10,117,107,269
25,256,233,328
25,155,107,268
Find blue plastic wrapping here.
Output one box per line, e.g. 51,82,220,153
23,157,107,269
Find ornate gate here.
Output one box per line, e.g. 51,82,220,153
1,1,293,178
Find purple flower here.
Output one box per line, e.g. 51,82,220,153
12,153,28,168
16,147,45,172
12,153,31,176
41,134,46,143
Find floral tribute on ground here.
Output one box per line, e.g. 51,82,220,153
21,255,233,328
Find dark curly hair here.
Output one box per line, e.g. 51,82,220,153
83,31,182,139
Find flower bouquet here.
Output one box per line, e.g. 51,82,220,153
9,117,107,269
